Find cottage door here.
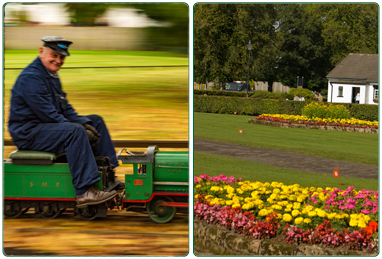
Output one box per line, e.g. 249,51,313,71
352,87,360,103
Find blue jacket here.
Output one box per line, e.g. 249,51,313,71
8,57,90,148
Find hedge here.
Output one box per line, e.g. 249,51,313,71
194,89,316,101
194,95,378,121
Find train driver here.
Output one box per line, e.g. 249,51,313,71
8,36,123,207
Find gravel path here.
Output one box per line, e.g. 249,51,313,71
194,139,378,180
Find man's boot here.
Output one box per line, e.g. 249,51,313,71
75,187,117,207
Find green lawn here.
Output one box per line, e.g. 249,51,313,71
194,112,378,166
4,50,188,141
194,152,378,191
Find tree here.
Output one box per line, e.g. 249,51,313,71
275,4,330,91
194,4,278,88
65,3,110,26
312,4,378,66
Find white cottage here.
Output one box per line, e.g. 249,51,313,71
327,53,378,105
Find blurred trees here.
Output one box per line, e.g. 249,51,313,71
194,3,378,92
128,3,188,53
66,3,109,26
65,3,188,53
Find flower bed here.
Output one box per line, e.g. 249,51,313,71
255,114,378,129
194,175,378,253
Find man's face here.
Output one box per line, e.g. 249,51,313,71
39,47,66,73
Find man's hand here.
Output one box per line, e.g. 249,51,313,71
83,123,101,147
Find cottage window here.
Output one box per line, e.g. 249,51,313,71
338,86,343,97
373,85,378,99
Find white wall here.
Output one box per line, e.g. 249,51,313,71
328,81,377,105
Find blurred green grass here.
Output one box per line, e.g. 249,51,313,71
4,50,188,68
4,50,189,142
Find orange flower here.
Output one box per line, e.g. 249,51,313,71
369,220,378,231
366,220,378,235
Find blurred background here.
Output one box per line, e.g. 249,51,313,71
3,3,189,256
4,3,188,53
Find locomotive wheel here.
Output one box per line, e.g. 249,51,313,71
4,202,22,219
37,202,61,219
77,205,98,221
147,196,176,223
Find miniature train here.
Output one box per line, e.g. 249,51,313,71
4,145,188,223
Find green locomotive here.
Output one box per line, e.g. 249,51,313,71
4,145,188,223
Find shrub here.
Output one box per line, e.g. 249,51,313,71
249,90,287,100
302,102,351,119
193,95,378,121
287,88,316,101
346,104,379,122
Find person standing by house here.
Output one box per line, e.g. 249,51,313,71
318,93,323,102
355,92,360,104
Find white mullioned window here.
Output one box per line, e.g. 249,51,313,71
338,86,343,97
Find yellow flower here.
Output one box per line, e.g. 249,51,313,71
294,217,304,225
283,213,293,222
271,182,279,188
242,204,251,210
304,218,312,224
195,184,201,189
358,219,367,228
305,205,314,212
204,195,213,200
349,219,358,227
317,210,327,218
308,211,317,217
293,202,301,210
271,205,283,210
236,188,244,194
232,203,241,209
226,200,234,206
269,193,278,200
259,209,269,217
226,193,235,199
292,210,301,217
210,186,220,192
327,213,337,220
227,186,235,194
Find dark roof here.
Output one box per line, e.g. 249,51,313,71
326,53,378,83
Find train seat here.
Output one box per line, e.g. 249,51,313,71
9,150,63,165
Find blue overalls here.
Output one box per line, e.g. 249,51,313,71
8,57,119,195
